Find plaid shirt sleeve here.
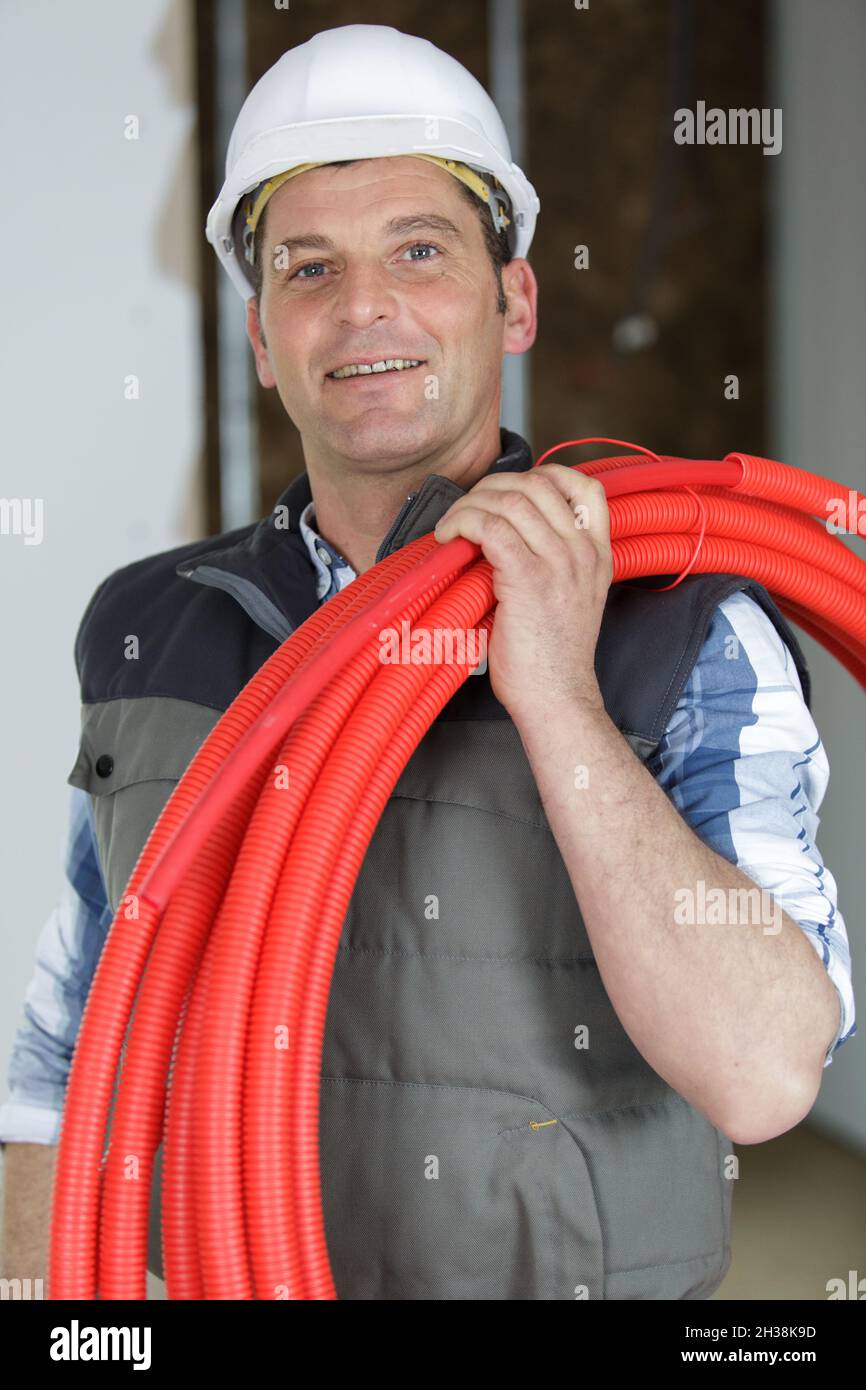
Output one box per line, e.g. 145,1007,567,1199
0,785,113,1143
645,590,856,1068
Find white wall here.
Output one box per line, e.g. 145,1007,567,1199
770,0,866,1151
0,0,202,1109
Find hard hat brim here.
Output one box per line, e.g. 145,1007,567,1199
207,115,540,300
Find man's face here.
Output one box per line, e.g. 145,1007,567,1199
245,155,535,467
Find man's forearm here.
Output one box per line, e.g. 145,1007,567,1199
0,1141,56,1293
512,697,841,1144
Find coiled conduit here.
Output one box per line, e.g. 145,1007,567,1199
48,442,866,1300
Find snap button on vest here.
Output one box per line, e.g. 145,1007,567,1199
95,753,114,778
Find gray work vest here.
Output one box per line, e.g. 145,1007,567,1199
67,429,810,1299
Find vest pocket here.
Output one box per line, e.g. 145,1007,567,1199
319,1076,605,1300
66,697,221,914
558,1098,733,1299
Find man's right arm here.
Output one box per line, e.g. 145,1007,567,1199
0,786,112,1290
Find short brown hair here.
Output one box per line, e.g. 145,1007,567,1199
251,159,511,313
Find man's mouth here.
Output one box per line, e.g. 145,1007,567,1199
326,358,425,380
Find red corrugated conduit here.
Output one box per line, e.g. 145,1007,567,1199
48,443,866,1300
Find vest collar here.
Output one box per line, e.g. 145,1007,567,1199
176,427,534,639
372,426,533,561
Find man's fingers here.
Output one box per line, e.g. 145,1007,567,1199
435,490,572,562
533,463,611,549
435,502,554,567
436,462,610,554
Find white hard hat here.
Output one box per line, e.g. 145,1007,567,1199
206,23,541,300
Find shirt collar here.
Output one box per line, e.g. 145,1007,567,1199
298,499,357,600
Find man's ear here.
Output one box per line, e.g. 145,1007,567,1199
245,297,277,388
501,258,538,357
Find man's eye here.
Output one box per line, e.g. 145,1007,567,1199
402,242,441,261
292,261,326,280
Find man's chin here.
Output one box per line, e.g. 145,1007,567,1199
320,411,439,462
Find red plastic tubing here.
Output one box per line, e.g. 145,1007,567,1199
48,446,866,1300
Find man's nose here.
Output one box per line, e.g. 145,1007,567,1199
330,258,400,329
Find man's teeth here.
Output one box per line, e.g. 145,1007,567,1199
329,358,423,378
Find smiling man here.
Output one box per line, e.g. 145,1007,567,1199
0,23,854,1302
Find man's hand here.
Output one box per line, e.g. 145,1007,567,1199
433,463,613,722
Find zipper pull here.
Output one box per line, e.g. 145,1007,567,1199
375,490,418,563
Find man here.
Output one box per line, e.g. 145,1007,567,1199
0,24,854,1301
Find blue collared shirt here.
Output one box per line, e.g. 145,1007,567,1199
0,517,855,1143
298,499,357,599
